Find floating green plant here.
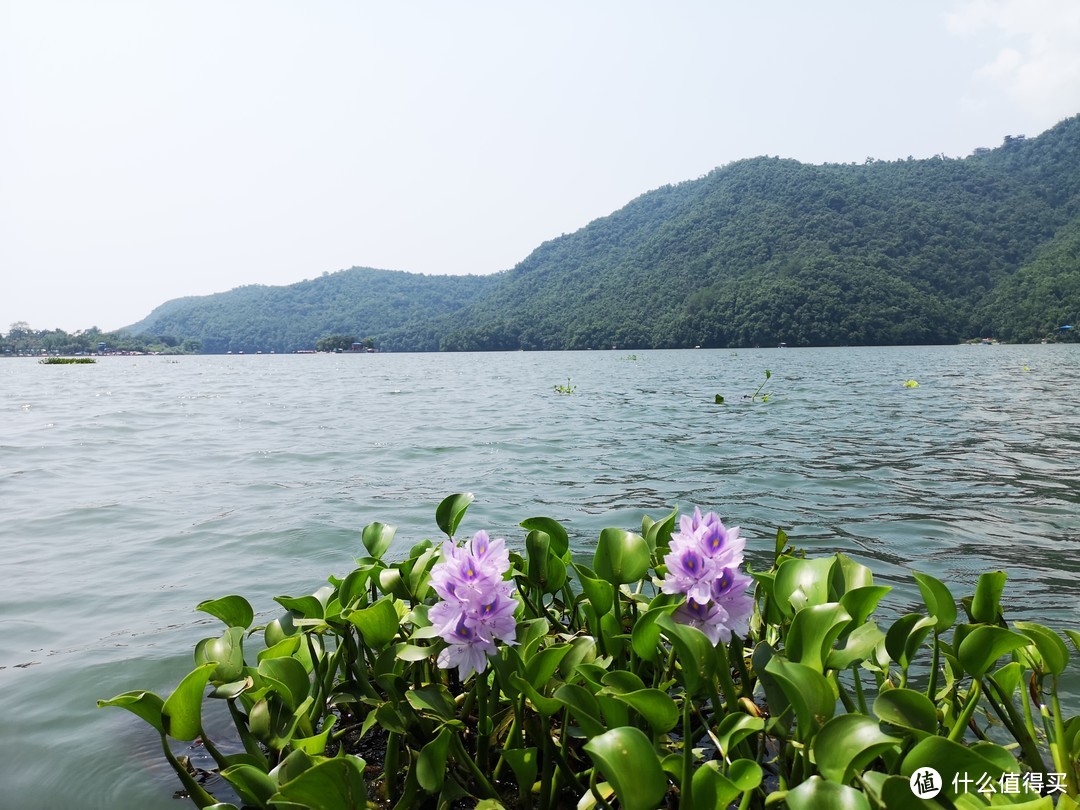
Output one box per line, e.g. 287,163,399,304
101,494,1080,809
903,379,920,388
39,356,96,364
553,378,576,394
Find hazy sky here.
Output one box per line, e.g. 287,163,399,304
3,1,1079,333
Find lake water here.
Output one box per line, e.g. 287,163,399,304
2,346,1078,809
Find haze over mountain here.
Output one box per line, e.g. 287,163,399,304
126,115,1080,352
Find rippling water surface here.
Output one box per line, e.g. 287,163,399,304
2,346,1078,808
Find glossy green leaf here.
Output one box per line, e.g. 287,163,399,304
764,656,836,740
829,553,875,597
97,689,166,735
361,521,396,559
873,688,938,735
523,643,573,690
291,715,337,756
416,727,452,793
502,748,538,797
270,755,367,810
274,594,324,620
264,612,297,647
630,605,674,661
813,714,899,783
195,626,246,683
406,684,457,722
826,621,886,670
690,762,741,809
507,673,561,716
783,776,871,810
161,662,217,740
345,596,400,649
657,614,716,695
258,635,301,663
558,635,598,678
584,727,668,810
642,506,677,553
220,763,278,809
957,626,1032,678
884,613,935,668
593,528,650,585
435,492,474,538
197,595,254,630
786,602,852,672
257,657,310,711
901,736,1018,801
555,683,608,738
601,687,678,734
519,516,569,556
913,571,957,633
1015,621,1069,676
970,570,1007,624
839,585,892,628
877,774,947,810
774,557,834,616
713,712,765,759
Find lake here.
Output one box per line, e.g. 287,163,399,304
1,346,1078,809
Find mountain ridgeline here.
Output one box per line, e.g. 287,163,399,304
127,116,1080,352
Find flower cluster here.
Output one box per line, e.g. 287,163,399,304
428,530,519,679
661,507,754,645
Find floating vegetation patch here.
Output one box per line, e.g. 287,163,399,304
100,494,1080,809
553,377,577,394
39,357,96,364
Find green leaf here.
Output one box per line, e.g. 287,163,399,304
691,762,741,809
884,613,935,668
197,595,254,630
600,687,679,734
713,712,765,759
416,727,452,793
813,714,899,783
258,657,311,711
785,602,852,672
873,688,938,735
435,492,474,538
764,656,836,741
1014,621,1070,677
630,605,675,661
584,727,669,810
826,622,886,670
829,553,875,597
361,521,396,559
773,557,834,616
554,683,607,739
270,755,368,810
839,586,892,628
97,690,166,735
221,763,278,809
970,570,1007,624
901,736,1018,802
344,596,400,649
573,562,615,617
519,516,569,556
523,643,573,690
913,571,957,633
657,614,716,695
957,626,1032,678
502,748,538,797
195,626,246,683
593,528,650,585
783,776,871,810
162,662,217,740
273,593,325,620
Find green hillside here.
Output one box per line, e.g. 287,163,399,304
127,115,1080,351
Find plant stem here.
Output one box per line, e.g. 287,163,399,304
948,679,981,742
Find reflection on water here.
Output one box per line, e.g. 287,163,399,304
1,345,1077,808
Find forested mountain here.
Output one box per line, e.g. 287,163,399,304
127,115,1080,352
126,268,491,353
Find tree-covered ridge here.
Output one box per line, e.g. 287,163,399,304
125,267,492,354
126,115,1080,351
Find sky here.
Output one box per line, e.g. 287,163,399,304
2,1,1079,334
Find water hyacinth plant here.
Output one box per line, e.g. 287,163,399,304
101,494,1080,809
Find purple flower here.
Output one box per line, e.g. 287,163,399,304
663,508,754,645
428,530,519,679
661,543,718,604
